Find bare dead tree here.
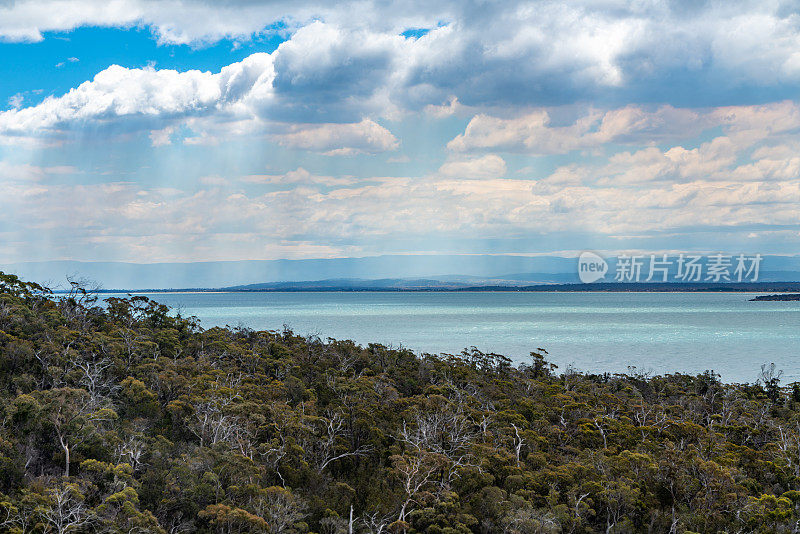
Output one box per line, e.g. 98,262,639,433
399,403,479,484
511,423,524,467
0,497,38,534
38,483,93,534
262,437,288,487
360,510,394,534
189,377,246,449
251,487,305,534
72,358,118,410
775,422,800,481
44,388,115,477
114,433,147,472
305,412,372,474
393,452,442,524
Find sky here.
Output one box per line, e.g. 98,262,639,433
2,0,800,264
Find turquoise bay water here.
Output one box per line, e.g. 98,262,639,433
108,291,800,383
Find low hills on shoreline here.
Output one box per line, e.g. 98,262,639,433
220,280,800,293
45,279,800,294
4,255,800,292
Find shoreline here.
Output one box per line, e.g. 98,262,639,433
88,290,797,296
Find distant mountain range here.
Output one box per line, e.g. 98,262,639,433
2,255,800,291
222,280,800,293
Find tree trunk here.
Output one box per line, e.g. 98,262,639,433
64,443,70,477
349,504,354,534
59,434,70,478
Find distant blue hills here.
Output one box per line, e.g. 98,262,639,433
2,254,800,291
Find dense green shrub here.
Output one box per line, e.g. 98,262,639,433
0,272,797,533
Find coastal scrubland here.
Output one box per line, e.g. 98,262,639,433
0,272,799,533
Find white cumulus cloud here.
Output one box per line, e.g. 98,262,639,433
274,120,399,155
438,154,507,179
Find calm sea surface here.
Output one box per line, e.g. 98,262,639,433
105,291,800,383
